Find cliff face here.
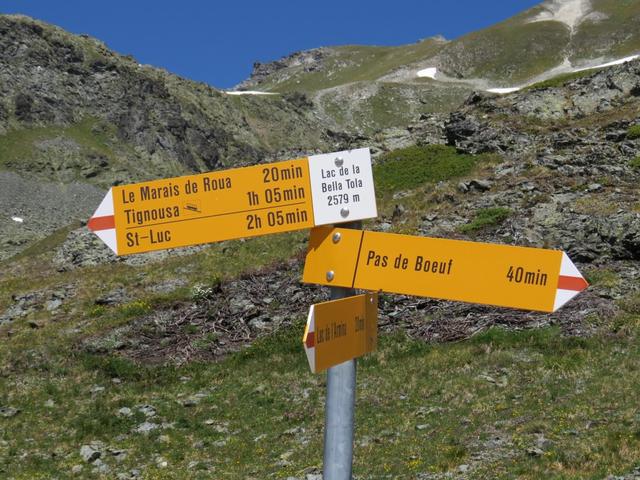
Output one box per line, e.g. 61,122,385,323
0,15,336,178
0,15,336,258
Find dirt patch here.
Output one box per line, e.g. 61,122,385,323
83,255,637,365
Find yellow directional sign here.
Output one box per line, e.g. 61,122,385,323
87,149,376,255
303,293,378,373
303,227,588,313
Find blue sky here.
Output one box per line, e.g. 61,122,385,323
3,0,542,88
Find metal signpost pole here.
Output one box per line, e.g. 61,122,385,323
323,222,361,480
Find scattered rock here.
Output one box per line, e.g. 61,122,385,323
0,284,76,324
91,458,111,474
526,446,544,457
80,443,103,463
95,287,131,306
392,204,406,219
133,422,158,434
0,406,20,418
90,385,105,394
181,397,199,407
137,404,156,417
117,407,133,417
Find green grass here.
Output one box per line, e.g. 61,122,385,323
585,268,620,289
1,300,640,478
630,156,640,169
265,40,443,93
0,117,114,166
526,68,605,90
373,145,480,197
458,207,511,233
627,125,640,140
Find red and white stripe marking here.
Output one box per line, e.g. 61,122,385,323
553,252,589,311
87,188,118,255
303,305,316,373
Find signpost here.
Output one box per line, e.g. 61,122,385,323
303,292,377,374
303,227,588,313
87,148,376,255
86,143,591,479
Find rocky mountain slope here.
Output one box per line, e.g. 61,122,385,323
238,0,640,133
3,55,639,335
1,5,640,478
0,15,338,259
3,1,640,260
1,48,640,480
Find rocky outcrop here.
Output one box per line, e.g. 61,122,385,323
0,15,332,178
236,48,328,90
0,15,338,259
452,59,640,123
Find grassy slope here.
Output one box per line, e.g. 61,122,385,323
260,40,442,93
437,19,569,84
571,0,640,62
1,307,639,478
1,146,639,478
316,80,471,134
0,118,167,186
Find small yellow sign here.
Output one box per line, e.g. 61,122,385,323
303,293,378,373
303,227,588,313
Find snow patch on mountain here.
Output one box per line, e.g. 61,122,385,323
486,87,521,94
417,67,438,79
529,0,591,31
486,54,640,94
572,55,640,73
224,90,277,96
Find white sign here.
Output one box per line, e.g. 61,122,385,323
308,148,377,226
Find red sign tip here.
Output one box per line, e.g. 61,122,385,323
305,331,315,349
557,275,589,292
87,215,115,232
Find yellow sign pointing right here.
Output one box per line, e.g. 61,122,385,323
303,227,588,313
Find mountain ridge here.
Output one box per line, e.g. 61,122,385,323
235,0,640,133
0,14,340,259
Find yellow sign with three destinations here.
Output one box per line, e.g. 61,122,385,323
303,227,588,313
303,293,378,373
87,149,377,255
